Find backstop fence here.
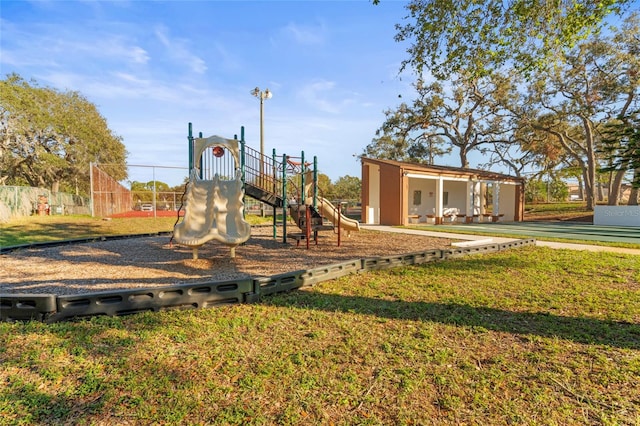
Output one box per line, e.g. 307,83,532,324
91,163,189,217
90,163,133,217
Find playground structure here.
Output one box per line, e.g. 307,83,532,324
171,123,360,258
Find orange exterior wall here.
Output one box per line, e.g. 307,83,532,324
514,183,524,221
379,163,403,225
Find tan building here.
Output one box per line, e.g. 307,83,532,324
361,158,525,226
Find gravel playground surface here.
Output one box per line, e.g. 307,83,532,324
1,226,453,296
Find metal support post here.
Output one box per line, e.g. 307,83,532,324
89,162,95,217
313,156,318,209
282,153,288,244
239,127,246,219
188,123,194,172
300,151,305,205
240,127,245,180
337,203,342,247
272,148,277,239
198,132,203,179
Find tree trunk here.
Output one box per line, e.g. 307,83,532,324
582,167,596,210
583,118,598,210
578,177,584,200
629,168,640,206
459,146,469,169
608,170,625,206
629,187,639,205
597,181,605,203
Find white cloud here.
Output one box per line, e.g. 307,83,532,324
211,42,241,72
40,71,212,107
73,36,150,66
0,17,149,72
154,25,207,74
298,80,338,113
127,46,150,64
282,21,325,45
297,80,366,114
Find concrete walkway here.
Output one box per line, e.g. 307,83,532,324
361,225,640,256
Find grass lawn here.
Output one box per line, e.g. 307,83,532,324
524,202,593,219
1,214,639,424
0,215,271,248
403,202,640,250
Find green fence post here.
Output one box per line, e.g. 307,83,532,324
198,132,203,179
188,123,194,172
239,127,246,218
273,148,277,239
240,126,245,181
282,153,287,244
300,151,305,206
313,156,318,209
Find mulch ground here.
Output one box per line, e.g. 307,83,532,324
1,226,453,296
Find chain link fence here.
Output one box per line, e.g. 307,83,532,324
92,163,189,217
91,163,133,217
0,186,90,223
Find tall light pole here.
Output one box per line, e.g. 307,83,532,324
251,87,272,161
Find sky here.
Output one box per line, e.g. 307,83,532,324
1,0,423,186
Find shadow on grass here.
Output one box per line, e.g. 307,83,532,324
1,376,105,424
0,217,177,247
265,291,640,350
0,221,107,246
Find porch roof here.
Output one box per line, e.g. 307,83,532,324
361,157,524,184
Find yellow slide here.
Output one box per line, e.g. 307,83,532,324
316,197,360,232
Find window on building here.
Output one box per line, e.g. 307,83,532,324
413,190,422,205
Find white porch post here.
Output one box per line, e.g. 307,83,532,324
472,181,482,217
435,176,444,223
466,180,474,222
493,182,500,217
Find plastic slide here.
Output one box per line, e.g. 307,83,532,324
317,197,360,232
173,136,251,259
173,170,251,259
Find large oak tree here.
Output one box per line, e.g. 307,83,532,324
366,72,517,168
390,0,632,79
0,74,127,196
519,15,639,209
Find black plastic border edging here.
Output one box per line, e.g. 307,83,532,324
0,294,58,322
0,232,174,254
0,238,537,323
49,279,254,322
